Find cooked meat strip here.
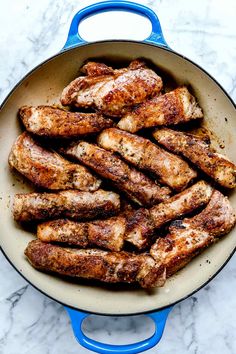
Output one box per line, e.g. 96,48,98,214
60,60,163,117
19,106,113,138
25,240,166,288
150,190,236,276
149,181,213,228
13,189,120,222
37,181,211,252
8,132,101,191
64,141,171,206
125,181,213,249
98,128,197,191
117,87,203,132
153,128,236,188
37,216,126,252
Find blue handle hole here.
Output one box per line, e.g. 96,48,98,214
82,314,155,345
63,1,168,50
79,11,152,42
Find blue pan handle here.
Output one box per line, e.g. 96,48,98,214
65,306,172,353
63,0,168,50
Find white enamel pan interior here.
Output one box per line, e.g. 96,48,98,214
0,3,236,317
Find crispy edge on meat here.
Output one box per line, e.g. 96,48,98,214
37,216,126,251
153,127,236,188
19,106,113,138
64,141,171,206
125,181,214,249
13,189,120,222
60,60,163,117
24,240,166,288
117,86,203,132
150,190,236,276
8,132,101,191
81,62,114,76
98,128,197,191
81,59,147,76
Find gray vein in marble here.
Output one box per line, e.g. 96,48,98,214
167,29,236,39
0,286,28,351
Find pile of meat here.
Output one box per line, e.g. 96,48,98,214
9,59,236,288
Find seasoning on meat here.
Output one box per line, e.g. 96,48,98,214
37,216,126,252
125,181,213,249
150,190,236,276
117,87,203,132
8,132,101,191
98,128,197,191
13,189,120,222
63,141,171,206
61,60,163,117
153,127,236,188
25,240,166,288
19,105,113,138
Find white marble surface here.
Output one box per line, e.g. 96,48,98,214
0,0,236,353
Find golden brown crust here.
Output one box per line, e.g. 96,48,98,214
25,240,165,288
87,216,125,251
125,208,155,249
37,216,126,251
127,59,147,70
81,62,114,76
117,87,203,132
184,190,236,236
150,180,213,228
9,59,236,290
8,132,101,191
19,106,113,138
60,60,163,117
64,141,171,206
150,190,236,276
153,128,236,188
13,189,120,222
125,181,213,249
37,219,88,246
98,128,197,191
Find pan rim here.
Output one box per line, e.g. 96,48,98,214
1,39,236,316
1,244,235,316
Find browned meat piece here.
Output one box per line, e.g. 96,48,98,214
37,216,126,251
125,181,213,249
8,132,101,191
8,132,100,191
25,240,166,288
81,61,114,76
19,106,113,138
125,208,156,249
64,141,171,206
117,87,203,132
150,190,236,276
61,60,163,117
81,59,146,76
98,128,197,191
149,181,213,228
153,128,236,188
36,181,211,252
13,189,120,222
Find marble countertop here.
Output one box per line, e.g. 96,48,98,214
0,0,236,353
